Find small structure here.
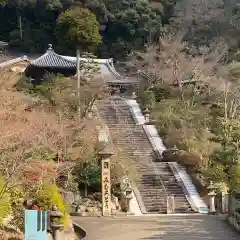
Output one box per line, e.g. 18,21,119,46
25,44,76,80
207,181,217,214
25,44,138,92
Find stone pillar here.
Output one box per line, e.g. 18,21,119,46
99,151,113,216
125,187,134,215
207,181,216,214
208,191,216,213
167,195,175,214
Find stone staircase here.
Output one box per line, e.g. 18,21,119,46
96,96,193,213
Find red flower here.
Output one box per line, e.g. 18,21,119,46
33,205,40,210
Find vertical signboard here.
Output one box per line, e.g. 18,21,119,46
25,210,47,240
101,157,111,216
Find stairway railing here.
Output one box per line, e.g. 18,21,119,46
109,96,169,213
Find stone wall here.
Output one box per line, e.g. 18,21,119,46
228,196,240,232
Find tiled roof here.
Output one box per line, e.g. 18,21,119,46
31,45,76,68
30,44,136,84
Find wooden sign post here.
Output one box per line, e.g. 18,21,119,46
99,151,113,216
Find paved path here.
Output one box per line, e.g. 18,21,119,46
73,214,239,240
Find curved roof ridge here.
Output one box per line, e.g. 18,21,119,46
61,55,112,64
31,46,75,68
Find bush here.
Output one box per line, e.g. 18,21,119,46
76,163,101,194
11,207,25,232
36,184,69,228
9,188,24,205
0,176,12,226
14,76,33,92
228,61,240,78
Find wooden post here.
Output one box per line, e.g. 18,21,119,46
19,15,23,39
99,151,113,216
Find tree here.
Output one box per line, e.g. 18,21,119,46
56,7,102,116
207,118,240,214
0,0,7,7
75,162,101,197
201,83,240,214
8,0,37,39
56,7,102,52
82,0,163,58
207,83,240,195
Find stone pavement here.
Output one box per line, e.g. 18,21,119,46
73,214,239,240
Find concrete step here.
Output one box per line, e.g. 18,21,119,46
97,98,194,214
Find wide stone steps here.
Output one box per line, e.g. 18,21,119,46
96,97,193,214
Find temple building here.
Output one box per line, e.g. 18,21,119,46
25,44,138,95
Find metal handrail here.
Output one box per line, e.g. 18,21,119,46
109,96,169,211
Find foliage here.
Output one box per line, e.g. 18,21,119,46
0,0,174,58
0,230,23,240
11,206,25,232
36,184,69,227
130,31,240,179
0,59,104,232
74,161,101,193
56,7,102,52
0,0,7,7
207,118,240,194
83,0,163,58
0,175,12,226
229,61,240,79
15,60,108,119
9,187,24,204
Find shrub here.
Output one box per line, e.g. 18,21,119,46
75,162,101,194
9,188,24,205
228,61,240,79
11,207,25,232
0,176,12,226
14,76,33,92
36,184,69,228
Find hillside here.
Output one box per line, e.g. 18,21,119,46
125,0,240,193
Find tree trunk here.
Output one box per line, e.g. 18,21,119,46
19,15,23,39
84,182,88,197
76,49,81,117
223,0,234,24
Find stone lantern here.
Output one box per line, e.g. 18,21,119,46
207,181,217,214
132,92,137,100
120,176,134,215
144,108,150,124
49,205,64,240
125,187,134,215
